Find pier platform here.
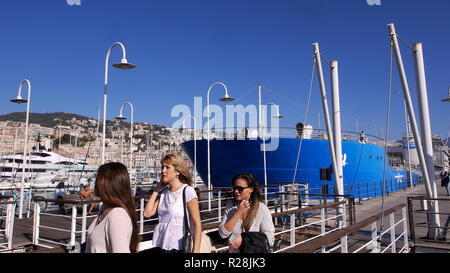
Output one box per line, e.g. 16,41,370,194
6,182,450,253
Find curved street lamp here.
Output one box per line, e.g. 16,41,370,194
115,101,134,177
10,79,31,219
206,82,235,211
267,103,284,119
102,42,136,165
182,115,197,188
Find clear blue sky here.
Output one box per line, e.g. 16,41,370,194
0,0,449,140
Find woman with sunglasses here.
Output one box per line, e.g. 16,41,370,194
218,173,275,253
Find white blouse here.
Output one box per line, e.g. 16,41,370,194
152,184,197,251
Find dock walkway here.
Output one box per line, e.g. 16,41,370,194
7,182,450,252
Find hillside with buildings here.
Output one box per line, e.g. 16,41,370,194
0,112,189,167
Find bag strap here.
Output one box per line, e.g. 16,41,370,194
182,186,190,235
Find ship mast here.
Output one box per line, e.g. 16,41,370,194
312,43,340,197
388,23,441,239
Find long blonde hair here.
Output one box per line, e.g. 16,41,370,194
160,154,193,186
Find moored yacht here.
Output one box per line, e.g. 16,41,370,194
0,147,98,188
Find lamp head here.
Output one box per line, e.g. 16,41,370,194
115,114,127,121
442,87,450,102
11,95,27,104
112,58,136,70
219,94,235,102
273,114,284,119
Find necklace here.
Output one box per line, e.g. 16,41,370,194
167,184,185,205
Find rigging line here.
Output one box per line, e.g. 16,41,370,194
395,33,416,52
292,57,316,183
319,52,333,69
230,86,258,104
277,57,316,242
379,39,395,235
347,142,365,195
262,86,305,108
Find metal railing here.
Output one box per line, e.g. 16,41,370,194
407,196,450,251
28,186,408,253
29,189,234,252
179,127,384,145
284,204,409,253
272,200,348,253
32,198,98,250
0,200,15,252
316,176,423,204
135,199,349,253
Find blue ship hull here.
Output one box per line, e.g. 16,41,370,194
181,138,419,198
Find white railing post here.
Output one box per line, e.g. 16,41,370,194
340,203,348,253
7,203,15,250
290,214,295,247
81,204,88,244
140,198,144,234
402,207,409,252
208,190,211,212
390,213,396,253
340,235,348,253
321,207,326,253
70,205,77,248
218,190,222,222
371,222,380,253
32,201,40,246
342,202,347,227
304,184,310,206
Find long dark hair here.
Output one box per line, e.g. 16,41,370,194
232,173,263,231
95,162,139,253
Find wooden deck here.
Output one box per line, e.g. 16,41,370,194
6,182,450,253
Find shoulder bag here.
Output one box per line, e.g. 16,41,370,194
181,186,215,253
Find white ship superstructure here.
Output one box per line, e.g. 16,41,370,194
0,149,97,188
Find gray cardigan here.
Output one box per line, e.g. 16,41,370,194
218,201,275,252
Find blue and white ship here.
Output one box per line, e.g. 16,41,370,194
180,127,420,198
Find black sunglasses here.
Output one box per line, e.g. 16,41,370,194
232,186,251,192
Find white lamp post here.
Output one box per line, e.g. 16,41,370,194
262,102,284,204
115,101,134,176
182,115,197,188
102,42,136,165
206,82,234,211
10,79,31,219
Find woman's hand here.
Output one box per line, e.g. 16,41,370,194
229,234,243,250
222,200,251,234
236,200,250,217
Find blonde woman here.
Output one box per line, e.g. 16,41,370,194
144,154,202,253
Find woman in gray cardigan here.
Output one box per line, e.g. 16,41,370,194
218,173,275,253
